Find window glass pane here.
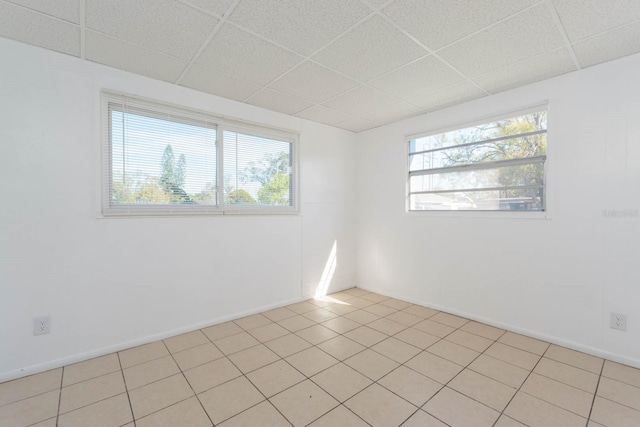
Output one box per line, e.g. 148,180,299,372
110,106,217,206
223,130,293,206
410,188,544,211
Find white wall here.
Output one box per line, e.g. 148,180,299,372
356,53,640,368
0,38,357,381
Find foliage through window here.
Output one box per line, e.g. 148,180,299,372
408,108,547,211
102,92,297,215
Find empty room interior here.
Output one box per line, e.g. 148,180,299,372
2,1,640,426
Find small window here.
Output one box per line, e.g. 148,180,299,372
101,92,297,215
407,108,547,212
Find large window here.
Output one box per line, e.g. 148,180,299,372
101,92,297,215
407,108,547,212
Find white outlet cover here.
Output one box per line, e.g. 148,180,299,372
33,316,51,335
610,312,627,331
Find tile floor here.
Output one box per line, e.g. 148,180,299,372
1,288,640,427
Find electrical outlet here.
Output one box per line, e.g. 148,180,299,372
33,316,51,336
610,313,627,331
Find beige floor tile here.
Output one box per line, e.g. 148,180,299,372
380,298,412,310
295,324,339,345
521,373,593,417
198,376,264,425
219,401,291,427
347,297,376,309
424,387,499,427
318,336,365,360
405,351,462,384
385,310,423,326
311,363,372,402
123,355,180,390
201,321,243,341
303,308,338,323
394,328,440,349
63,354,119,387
590,396,640,427
494,415,528,427
249,323,290,342
183,357,241,394
429,312,469,328
498,332,549,356
234,314,272,331
360,293,389,303
59,371,125,414
322,317,361,334
367,318,406,335
597,376,640,411
287,301,319,314
136,397,212,427
364,303,398,316
449,369,517,411
308,405,368,426
445,329,493,352
286,347,338,377
173,342,224,371
345,349,399,381
485,342,540,370
504,392,586,427
164,330,209,353
587,421,606,427
343,288,370,297
247,360,305,397
379,366,442,407
265,333,312,357
228,344,280,373
328,291,357,302
343,309,379,325
401,305,439,319
0,368,61,406
28,418,57,427
308,297,334,307
270,380,339,426
402,410,448,427
413,319,455,338
213,331,260,355
545,345,603,374
262,307,298,322
602,360,640,388
534,357,599,393
371,337,421,364
278,315,317,332
57,393,132,427
468,355,530,388
460,321,505,340
119,341,169,369
344,326,388,347
0,390,59,427
345,384,416,427
129,374,194,419
324,303,358,316
427,339,480,367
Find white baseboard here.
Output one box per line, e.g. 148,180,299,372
357,284,640,370
0,295,307,383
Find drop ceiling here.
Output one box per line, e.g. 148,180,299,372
1,0,640,132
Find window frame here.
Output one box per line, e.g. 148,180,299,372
100,90,299,217
405,105,549,217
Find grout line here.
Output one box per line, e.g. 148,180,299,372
586,361,605,425
55,366,64,427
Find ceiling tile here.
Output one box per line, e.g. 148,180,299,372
86,0,218,60
6,0,79,23
269,61,358,103
312,15,426,82
573,20,640,68
295,105,352,126
335,117,376,132
85,30,188,83
475,48,576,94
410,81,485,112
180,0,236,18
196,24,303,85
552,0,640,42
365,102,422,124
180,65,261,101
365,0,392,9
228,0,370,56
323,85,400,116
245,89,313,115
369,56,463,100
383,0,536,50
439,5,564,77
0,1,80,57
